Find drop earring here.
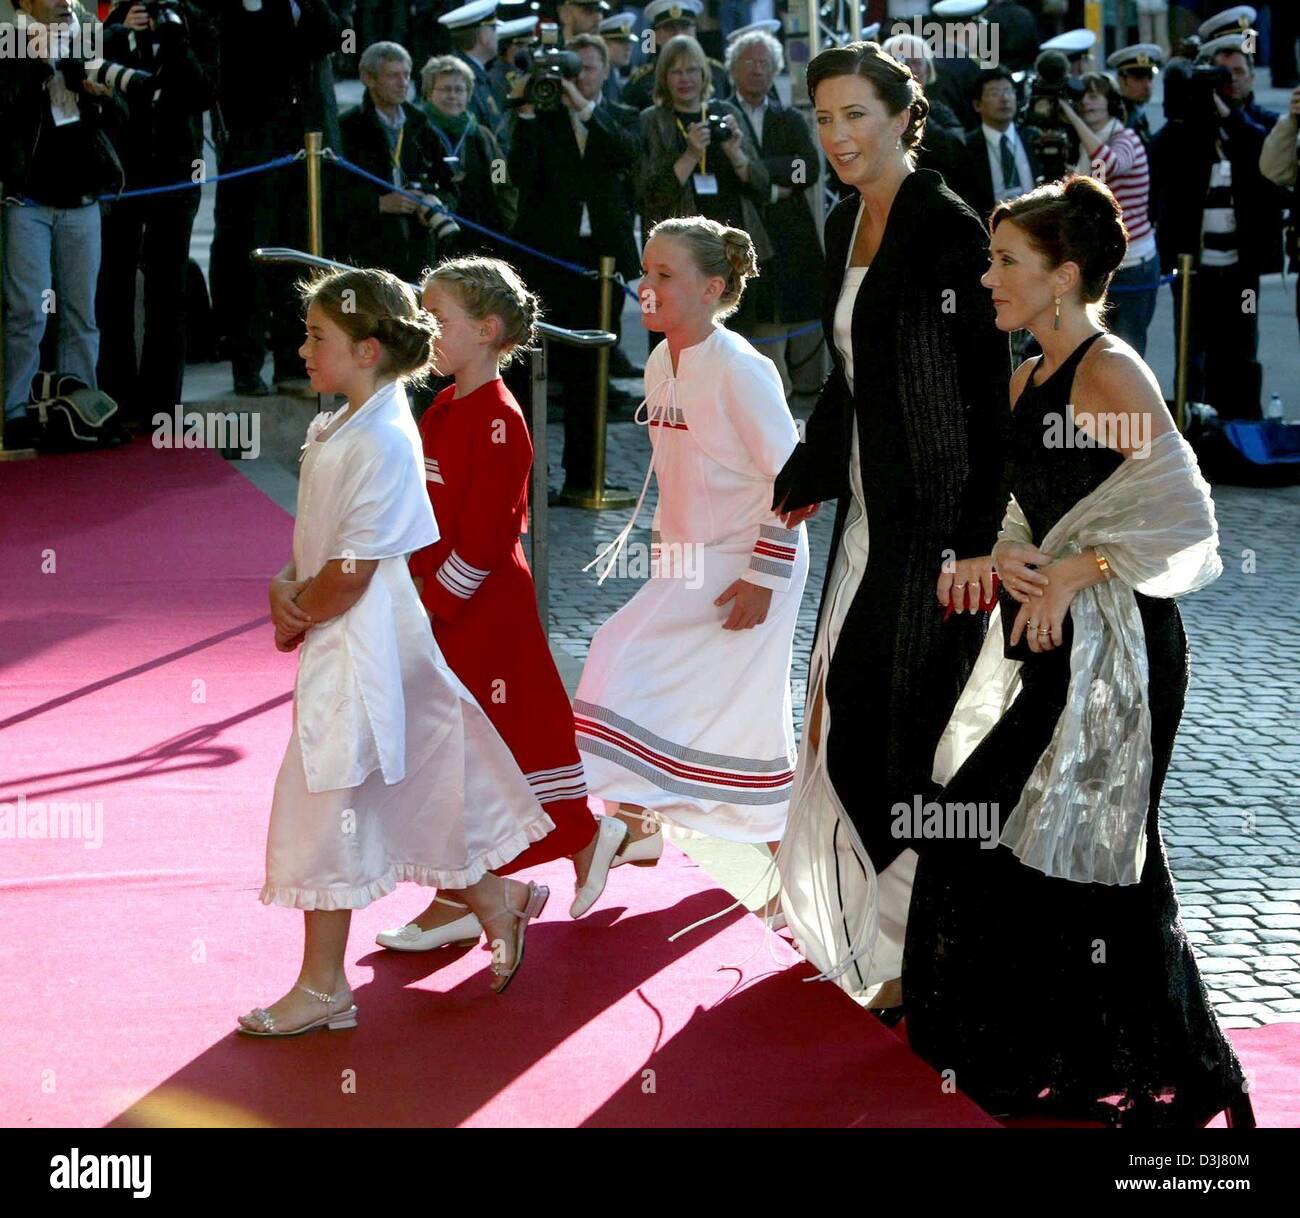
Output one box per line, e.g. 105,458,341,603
1053,297,1061,330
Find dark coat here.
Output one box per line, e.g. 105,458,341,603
772,170,1010,872
423,114,517,256
1149,103,1284,277
0,30,123,202
100,2,218,190
214,0,345,163
335,96,458,282
953,124,1042,222
507,97,642,281
732,96,824,322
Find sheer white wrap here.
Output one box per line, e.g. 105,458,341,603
932,429,1222,885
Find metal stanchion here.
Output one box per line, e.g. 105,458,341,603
0,182,38,461
1174,253,1194,434
529,345,551,621
554,256,635,509
305,132,324,258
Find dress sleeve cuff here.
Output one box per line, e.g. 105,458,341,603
746,523,799,592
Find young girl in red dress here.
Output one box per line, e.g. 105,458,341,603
376,257,628,951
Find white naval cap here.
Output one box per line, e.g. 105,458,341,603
561,0,611,9
1198,6,1256,42
643,0,702,27
1107,43,1163,73
1199,32,1254,60
931,1,987,18
497,14,537,41
1041,28,1097,59
440,0,502,30
599,12,636,40
726,18,780,43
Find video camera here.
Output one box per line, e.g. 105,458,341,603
510,21,581,112
1019,49,1084,184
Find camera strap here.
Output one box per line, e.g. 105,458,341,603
675,112,706,176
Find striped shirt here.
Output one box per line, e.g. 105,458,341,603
1200,154,1239,268
1091,127,1156,266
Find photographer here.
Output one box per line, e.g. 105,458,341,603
507,31,642,495
420,53,517,258
1058,74,1159,354
95,0,218,431
209,0,347,397
337,41,460,284
1150,33,1282,420
637,32,770,326
1,0,124,450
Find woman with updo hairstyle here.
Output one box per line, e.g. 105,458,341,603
573,215,810,881
903,174,1252,1127
768,40,1010,1017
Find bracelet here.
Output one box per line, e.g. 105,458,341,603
1094,550,1113,581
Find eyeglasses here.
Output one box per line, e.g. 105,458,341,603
736,58,772,70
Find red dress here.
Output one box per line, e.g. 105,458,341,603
409,376,596,872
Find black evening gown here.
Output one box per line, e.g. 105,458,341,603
902,333,1248,1128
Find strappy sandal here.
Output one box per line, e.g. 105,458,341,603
237,983,358,1037
487,880,550,995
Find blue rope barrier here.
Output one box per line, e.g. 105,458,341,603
1108,271,1178,295
325,153,638,292
750,320,823,345
8,152,303,207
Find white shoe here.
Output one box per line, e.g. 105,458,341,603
375,897,482,951
570,816,630,918
610,826,663,868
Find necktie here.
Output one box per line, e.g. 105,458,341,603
1000,134,1022,190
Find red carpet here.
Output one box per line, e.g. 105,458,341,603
0,443,996,1128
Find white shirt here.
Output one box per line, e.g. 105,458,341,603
983,122,1033,203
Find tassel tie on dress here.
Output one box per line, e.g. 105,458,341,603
583,376,677,585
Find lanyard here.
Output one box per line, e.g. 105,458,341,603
430,122,471,161
675,110,706,176
389,125,405,185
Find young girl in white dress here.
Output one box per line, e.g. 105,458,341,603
239,268,553,1037
574,217,809,871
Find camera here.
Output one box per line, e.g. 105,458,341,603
1019,49,1083,185
58,56,159,104
510,22,581,113
141,0,185,30
405,181,461,244
705,111,732,144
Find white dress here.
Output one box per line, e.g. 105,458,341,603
261,380,553,910
778,204,918,1002
574,325,810,843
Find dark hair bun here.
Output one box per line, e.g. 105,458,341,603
1062,175,1127,275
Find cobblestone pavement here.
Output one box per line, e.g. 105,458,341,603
542,397,1300,1028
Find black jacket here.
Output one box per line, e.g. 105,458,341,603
334,95,458,282
507,97,642,281
733,96,824,322
213,0,346,161
101,2,218,190
0,35,123,204
772,170,1010,871
1149,102,1284,277
953,123,1042,222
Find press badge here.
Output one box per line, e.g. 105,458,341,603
48,74,81,127
693,172,718,196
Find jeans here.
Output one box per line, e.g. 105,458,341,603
3,201,102,418
1106,253,1160,356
